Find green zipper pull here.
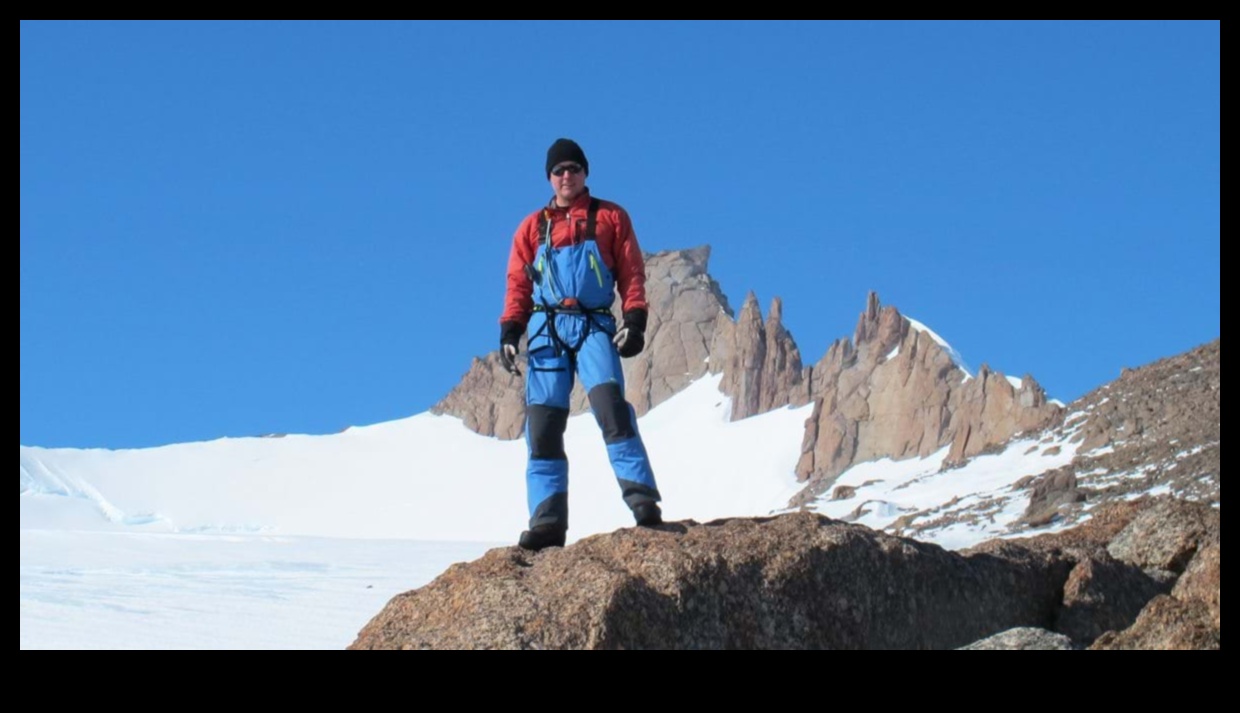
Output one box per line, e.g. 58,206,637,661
589,253,604,288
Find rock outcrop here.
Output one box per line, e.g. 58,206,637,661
867,338,1222,546
427,352,528,440
620,245,733,416
944,365,1059,466
789,293,1061,505
349,496,1218,650
967,496,1219,649
1011,339,1220,531
713,293,806,420
349,512,1069,650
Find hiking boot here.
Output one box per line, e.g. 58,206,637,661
633,501,663,527
518,524,566,551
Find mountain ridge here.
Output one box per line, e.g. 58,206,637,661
434,245,1070,512
20,245,1218,552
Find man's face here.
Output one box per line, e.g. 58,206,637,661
549,162,586,205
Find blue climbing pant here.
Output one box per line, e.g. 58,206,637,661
524,310,660,530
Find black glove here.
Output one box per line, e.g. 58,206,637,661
612,309,647,358
499,321,524,376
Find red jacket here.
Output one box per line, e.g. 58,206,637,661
501,189,648,327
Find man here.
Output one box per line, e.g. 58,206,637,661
499,138,662,551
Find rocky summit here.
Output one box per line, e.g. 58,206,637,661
349,496,1218,650
406,245,1219,649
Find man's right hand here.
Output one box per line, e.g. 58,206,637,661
499,321,524,376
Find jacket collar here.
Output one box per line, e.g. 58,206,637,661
546,187,592,214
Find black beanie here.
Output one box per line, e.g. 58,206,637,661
545,138,589,178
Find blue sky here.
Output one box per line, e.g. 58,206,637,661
20,20,1220,449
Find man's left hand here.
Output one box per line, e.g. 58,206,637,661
613,309,647,358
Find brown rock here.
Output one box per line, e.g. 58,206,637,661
1089,596,1219,650
1086,512,1220,651
1011,339,1221,549
1022,468,1085,525
790,292,1060,506
969,496,1220,649
348,491,1219,650
1173,542,1220,629
945,367,1061,467
1054,551,1172,645
1077,340,1221,457
1106,497,1220,573
428,353,527,440
613,245,734,416
715,294,805,420
349,512,1070,650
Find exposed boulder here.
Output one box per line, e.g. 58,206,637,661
958,627,1076,650
350,493,1218,650
350,512,1071,650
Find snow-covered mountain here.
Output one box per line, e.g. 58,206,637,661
20,372,810,544
19,247,1220,551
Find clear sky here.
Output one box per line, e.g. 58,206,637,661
22,370,1099,648
20,20,1220,449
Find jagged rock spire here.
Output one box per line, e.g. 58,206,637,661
434,249,1063,514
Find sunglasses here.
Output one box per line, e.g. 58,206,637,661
551,163,584,177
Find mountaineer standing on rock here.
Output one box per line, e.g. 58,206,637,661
498,138,663,551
